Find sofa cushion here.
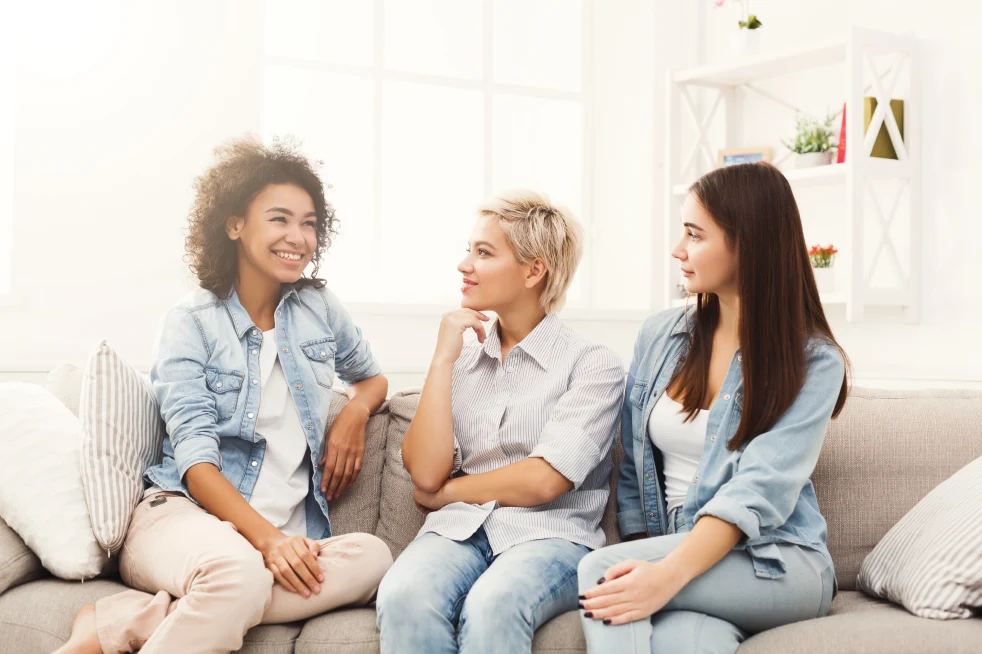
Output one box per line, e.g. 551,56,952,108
0,516,44,595
812,388,982,590
375,390,425,558
323,391,388,538
45,364,85,417
737,590,982,653
0,578,303,654
296,607,588,653
79,341,167,554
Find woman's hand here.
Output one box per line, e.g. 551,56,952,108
433,310,490,366
320,402,370,500
580,559,688,626
412,480,456,513
260,532,323,597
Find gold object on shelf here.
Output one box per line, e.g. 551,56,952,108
863,97,904,159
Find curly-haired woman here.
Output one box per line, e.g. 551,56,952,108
56,138,393,654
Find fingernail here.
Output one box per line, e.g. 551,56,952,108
603,619,612,626
578,602,584,609
318,575,324,582
314,586,320,594
597,577,606,584
578,594,585,600
584,612,593,618
303,590,310,597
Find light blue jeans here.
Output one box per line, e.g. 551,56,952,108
376,527,589,653
578,508,835,654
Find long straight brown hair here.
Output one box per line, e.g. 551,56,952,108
671,162,849,451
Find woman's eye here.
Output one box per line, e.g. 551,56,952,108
688,231,700,241
478,248,490,256
303,221,317,228
270,216,287,223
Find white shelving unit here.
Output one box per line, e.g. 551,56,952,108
662,27,920,322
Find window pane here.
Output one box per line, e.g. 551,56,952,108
492,94,583,302
264,0,373,67
380,81,484,304
263,65,375,301
384,0,483,80
493,0,582,92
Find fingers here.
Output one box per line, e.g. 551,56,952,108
304,537,321,558
605,559,642,581
581,585,627,611
334,456,356,499
268,561,299,594
584,602,645,625
325,447,350,500
279,552,313,597
291,539,323,592
321,445,339,496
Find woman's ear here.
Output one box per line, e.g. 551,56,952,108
524,258,548,290
226,216,245,241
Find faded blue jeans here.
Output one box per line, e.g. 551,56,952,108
376,527,589,653
578,508,835,654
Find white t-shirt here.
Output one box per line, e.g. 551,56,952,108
647,393,708,514
248,329,311,537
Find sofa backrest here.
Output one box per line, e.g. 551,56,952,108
812,387,982,590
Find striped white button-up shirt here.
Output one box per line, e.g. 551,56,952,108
418,314,625,554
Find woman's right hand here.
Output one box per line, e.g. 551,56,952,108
433,309,490,366
260,533,323,597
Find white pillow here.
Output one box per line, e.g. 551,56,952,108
0,382,106,579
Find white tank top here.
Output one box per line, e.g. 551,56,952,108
647,393,708,513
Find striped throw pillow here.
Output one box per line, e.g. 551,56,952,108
79,341,165,554
857,455,982,619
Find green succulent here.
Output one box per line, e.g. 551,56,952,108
781,110,840,155
739,14,763,29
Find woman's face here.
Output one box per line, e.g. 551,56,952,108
672,192,738,296
457,215,542,312
226,183,318,285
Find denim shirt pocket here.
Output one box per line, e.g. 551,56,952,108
204,369,243,422
301,337,338,389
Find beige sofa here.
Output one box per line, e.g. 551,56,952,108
2,374,981,653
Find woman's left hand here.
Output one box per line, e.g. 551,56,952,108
412,479,455,512
580,559,688,626
320,403,370,500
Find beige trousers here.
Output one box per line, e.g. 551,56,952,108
94,493,392,654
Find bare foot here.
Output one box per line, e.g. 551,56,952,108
52,604,103,654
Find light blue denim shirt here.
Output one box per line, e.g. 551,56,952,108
618,307,845,584
144,283,382,540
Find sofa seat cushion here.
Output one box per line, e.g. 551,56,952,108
737,591,982,654
0,579,302,654
297,607,589,653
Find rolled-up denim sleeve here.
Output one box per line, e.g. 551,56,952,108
694,343,846,540
150,309,222,480
616,335,646,537
321,287,382,385
529,346,625,490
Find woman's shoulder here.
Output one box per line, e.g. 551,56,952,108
637,306,691,348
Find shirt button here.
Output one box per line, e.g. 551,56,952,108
277,311,282,317
307,424,313,430
647,512,656,520
710,434,716,441
247,412,255,419
320,351,327,358
646,474,653,481
252,329,259,336
295,383,302,390
252,379,258,385
282,347,289,353
216,381,223,388
724,394,731,400
738,355,743,362
693,475,699,483
251,349,258,355
251,460,258,467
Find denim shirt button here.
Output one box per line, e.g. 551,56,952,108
724,394,731,400
710,434,716,441
647,512,655,520
646,474,653,481
295,383,302,390
693,475,699,483
307,424,313,430
282,347,288,353
252,329,259,336
247,412,254,419
250,460,258,467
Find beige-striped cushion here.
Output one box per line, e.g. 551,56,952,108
856,455,982,619
79,341,165,554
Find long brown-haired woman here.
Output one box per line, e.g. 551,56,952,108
578,162,849,653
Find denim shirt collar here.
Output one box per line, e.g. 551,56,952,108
476,313,560,370
222,284,301,339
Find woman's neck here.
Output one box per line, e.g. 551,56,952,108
494,301,548,361
715,292,740,342
233,263,282,331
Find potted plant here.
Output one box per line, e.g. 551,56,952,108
714,0,763,56
809,244,838,295
783,111,840,168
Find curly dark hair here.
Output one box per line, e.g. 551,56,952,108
185,136,338,297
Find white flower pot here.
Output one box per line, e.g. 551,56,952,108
730,28,761,57
813,267,835,296
795,151,834,168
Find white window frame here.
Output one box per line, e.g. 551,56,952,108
261,0,601,316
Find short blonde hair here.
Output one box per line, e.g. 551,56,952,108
478,189,584,314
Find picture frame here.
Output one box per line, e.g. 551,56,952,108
717,147,772,167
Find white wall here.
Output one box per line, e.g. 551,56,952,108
2,0,980,391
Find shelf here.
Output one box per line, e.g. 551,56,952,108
673,42,847,87
671,160,911,196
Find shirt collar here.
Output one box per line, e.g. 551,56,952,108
476,313,561,370
223,284,300,339
671,303,698,337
